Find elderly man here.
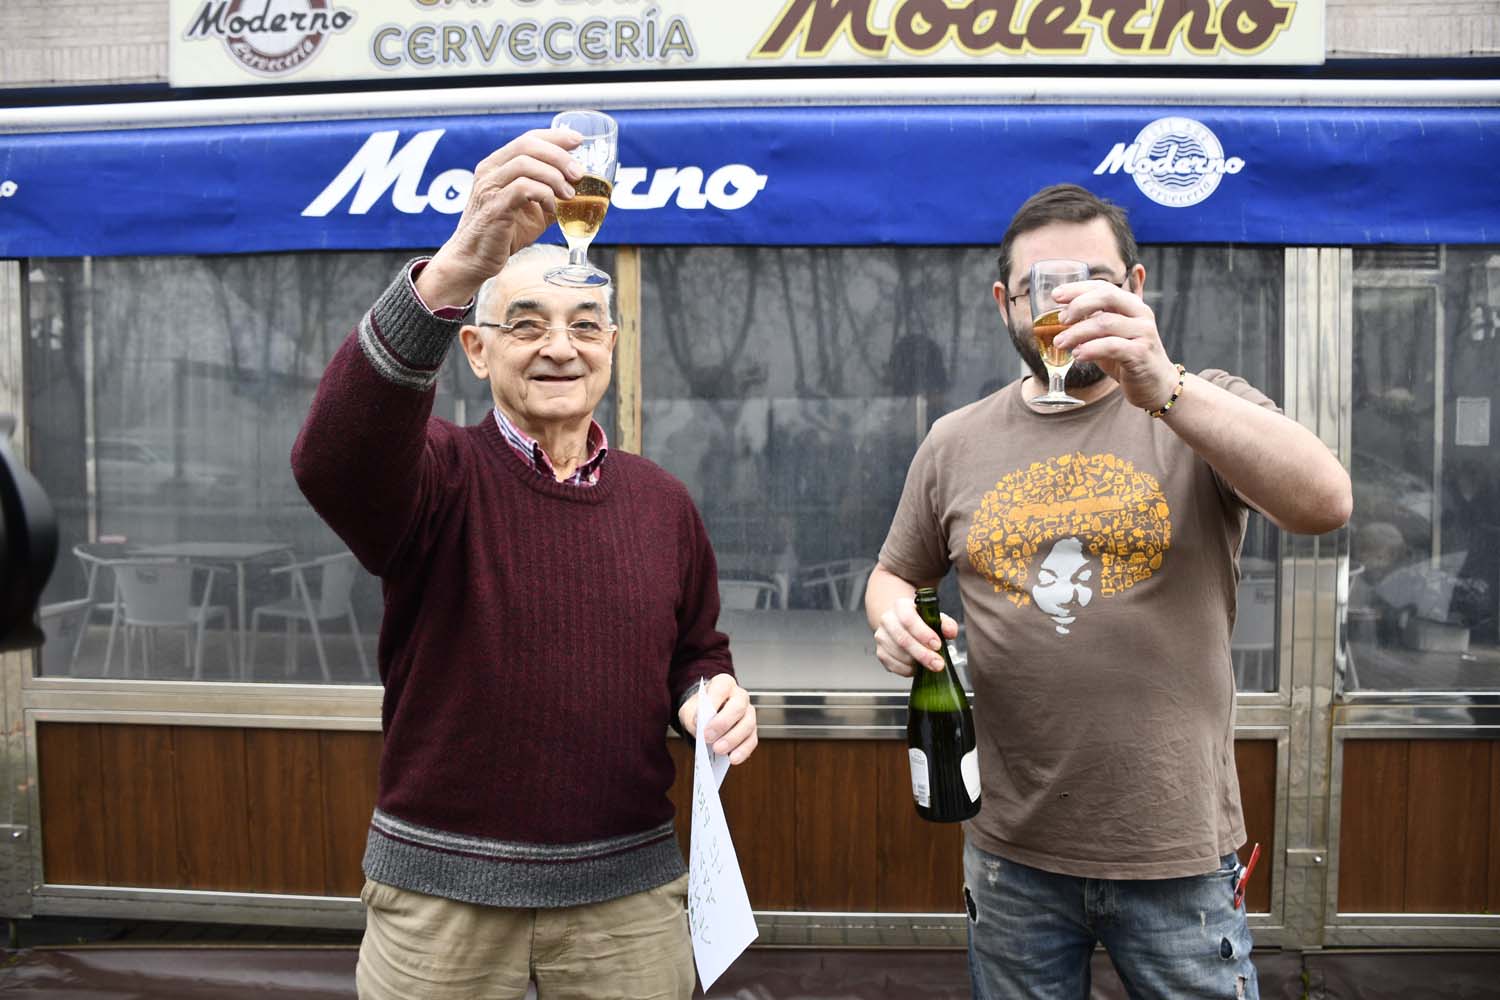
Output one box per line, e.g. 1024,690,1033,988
292,128,756,1000
867,183,1351,1000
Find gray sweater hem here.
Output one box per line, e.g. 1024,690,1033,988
362,821,687,909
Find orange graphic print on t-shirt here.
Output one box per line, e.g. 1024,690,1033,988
966,452,1172,634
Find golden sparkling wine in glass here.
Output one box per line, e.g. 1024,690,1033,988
555,174,613,242
1030,308,1073,369
1027,258,1089,408
545,108,617,288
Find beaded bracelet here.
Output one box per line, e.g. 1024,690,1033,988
1146,364,1187,419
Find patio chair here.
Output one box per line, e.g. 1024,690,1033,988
719,576,785,611
248,552,371,683
113,559,235,680
797,558,876,611
72,541,134,676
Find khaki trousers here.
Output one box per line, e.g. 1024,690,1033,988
356,875,695,1000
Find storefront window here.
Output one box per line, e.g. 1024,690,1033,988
640,245,1282,693
1346,247,1500,691
25,242,1271,689
24,250,583,684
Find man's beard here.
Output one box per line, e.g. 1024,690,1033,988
1007,314,1108,390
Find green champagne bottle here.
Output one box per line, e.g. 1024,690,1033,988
907,587,981,822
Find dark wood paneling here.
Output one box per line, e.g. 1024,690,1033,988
876,741,965,912
1234,739,1276,913
245,729,327,894
36,723,109,884
1404,741,1491,913
172,727,252,891
318,731,381,897
794,741,880,911
98,725,182,887
721,742,799,911
1338,740,1410,912
38,724,1291,916
669,739,801,911
1490,743,1500,915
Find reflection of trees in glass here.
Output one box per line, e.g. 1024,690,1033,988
642,246,986,586
767,247,968,402
1145,247,1282,398
653,247,764,400
200,252,413,385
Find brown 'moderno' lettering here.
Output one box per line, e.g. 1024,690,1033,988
750,0,1296,58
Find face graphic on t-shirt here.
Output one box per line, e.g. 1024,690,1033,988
1032,537,1095,635
967,452,1172,636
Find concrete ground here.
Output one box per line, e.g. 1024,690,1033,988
3,918,1497,998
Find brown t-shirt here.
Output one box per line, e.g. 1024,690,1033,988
879,371,1275,879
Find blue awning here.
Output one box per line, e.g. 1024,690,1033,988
1,104,1496,256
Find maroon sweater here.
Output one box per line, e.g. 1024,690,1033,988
291,266,732,907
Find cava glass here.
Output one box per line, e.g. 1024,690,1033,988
545,109,618,288
1028,259,1090,408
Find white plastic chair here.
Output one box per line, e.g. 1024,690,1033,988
71,542,133,675
719,577,785,610
797,558,876,611
113,560,235,679
248,553,370,682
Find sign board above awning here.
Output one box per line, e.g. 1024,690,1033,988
1,104,1495,257
167,0,1326,87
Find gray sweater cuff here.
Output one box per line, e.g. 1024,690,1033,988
356,258,468,391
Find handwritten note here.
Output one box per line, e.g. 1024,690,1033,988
687,681,757,992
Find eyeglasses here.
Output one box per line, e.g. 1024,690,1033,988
1006,274,1132,310
476,318,616,346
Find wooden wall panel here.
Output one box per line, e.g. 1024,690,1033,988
1338,740,1410,912
1490,743,1500,915
172,727,252,891
1403,741,1491,913
667,739,802,912
38,724,1290,916
722,742,799,910
876,741,965,912
1234,740,1276,913
319,731,381,897
794,741,879,911
98,725,181,888
36,723,108,884
245,729,327,895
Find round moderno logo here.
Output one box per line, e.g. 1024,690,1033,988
184,0,356,78
1129,117,1244,208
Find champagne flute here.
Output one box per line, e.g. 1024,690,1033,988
545,109,618,288
1028,259,1090,408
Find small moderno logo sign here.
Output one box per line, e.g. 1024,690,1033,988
1094,117,1246,208
182,0,357,77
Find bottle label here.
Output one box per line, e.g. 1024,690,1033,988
961,749,981,803
908,748,930,808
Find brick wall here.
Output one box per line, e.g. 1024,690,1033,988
0,0,167,88
1329,0,1500,58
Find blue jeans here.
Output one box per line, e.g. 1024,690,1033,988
963,841,1258,1000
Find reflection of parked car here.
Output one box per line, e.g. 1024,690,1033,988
1349,450,1497,644
97,437,240,503
1350,449,1433,553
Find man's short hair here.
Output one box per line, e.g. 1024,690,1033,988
996,184,1140,287
475,244,615,322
